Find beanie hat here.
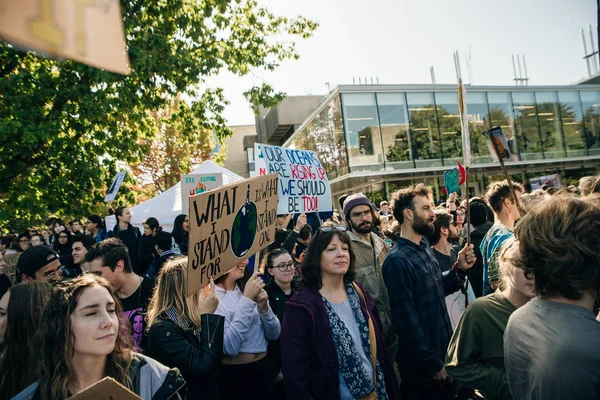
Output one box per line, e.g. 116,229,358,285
16,245,58,276
343,193,374,221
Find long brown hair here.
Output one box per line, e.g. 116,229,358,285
0,282,53,400
146,257,202,330
35,275,134,400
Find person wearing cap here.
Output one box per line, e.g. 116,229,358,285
343,193,398,364
379,200,392,218
16,245,62,283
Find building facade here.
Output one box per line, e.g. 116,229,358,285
272,84,600,205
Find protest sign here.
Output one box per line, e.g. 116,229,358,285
104,171,126,203
0,0,130,75
254,143,333,214
186,173,279,296
530,174,560,191
67,377,140,400
483,127,513,162
444,169,461,195
181,173,224,215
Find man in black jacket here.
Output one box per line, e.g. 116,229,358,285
469,200,493,297
146,231,176,280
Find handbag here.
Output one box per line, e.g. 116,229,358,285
352,282,378,400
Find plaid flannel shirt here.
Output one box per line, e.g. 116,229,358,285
382,235,466,378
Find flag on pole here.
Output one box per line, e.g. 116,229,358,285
457,78,472,167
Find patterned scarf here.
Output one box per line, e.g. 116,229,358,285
165,307,201,341
322,282,388,400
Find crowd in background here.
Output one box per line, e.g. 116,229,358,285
0,174,599,400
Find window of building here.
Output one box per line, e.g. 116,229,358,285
341,93,384,171
512,91,543,160
558,91,587,157
535,91,566,159
407,92,442,167
487,91,519,160
580,90,600,155
467,92,492,164
376,93,412,169
434,92,463,166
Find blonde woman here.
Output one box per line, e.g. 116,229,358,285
146,257,224,400
445,237,535,400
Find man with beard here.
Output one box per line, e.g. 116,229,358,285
343,193,397,362
383,184,476,400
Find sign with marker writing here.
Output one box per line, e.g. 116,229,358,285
444,168,461,195
181,173,223,215
186,173,279,296
254,143,333,214
66,377,141,400
0,0,130,75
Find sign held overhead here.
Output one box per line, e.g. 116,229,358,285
186,173,279,296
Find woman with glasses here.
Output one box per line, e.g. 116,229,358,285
16,233,31,253
281,226,400,400
214,258,281,400
445,237,535,400
261,248,298,399
53,230,76,275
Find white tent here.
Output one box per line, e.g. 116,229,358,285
106,160,244,233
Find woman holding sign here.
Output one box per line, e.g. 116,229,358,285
14,274,185,400
281,226,400,400
147,257,224,400
214,258,281,400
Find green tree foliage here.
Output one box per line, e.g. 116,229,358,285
0,0,317,231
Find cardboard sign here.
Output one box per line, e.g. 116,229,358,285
444,169,461,195
104,171,126,203
483,127,513,162
186,173,279,296
0,0,130,75
530,174,560,191
254,143,333,214
181,173,224,215
67,377,140,400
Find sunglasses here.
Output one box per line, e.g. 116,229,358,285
317,225,348,234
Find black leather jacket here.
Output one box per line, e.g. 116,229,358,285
147,314,224,400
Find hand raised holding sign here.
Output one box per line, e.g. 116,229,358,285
294,213,307,232
255,289,269,314
243,271,265,301
199,277,219,315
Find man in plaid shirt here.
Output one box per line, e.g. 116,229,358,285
383,184,476,400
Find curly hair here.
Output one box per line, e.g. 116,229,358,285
429,209,452,246
35,275,134,400
0,282,53,400
390,184,431,224
580,175,600,197
301,229,356,289
514,196,600,300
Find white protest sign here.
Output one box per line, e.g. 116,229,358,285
0,0,130,75
181,173,224,215
104,171,126,203
255,143,333,214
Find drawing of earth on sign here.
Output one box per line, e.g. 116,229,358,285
231,186,257,257
194,182,208,194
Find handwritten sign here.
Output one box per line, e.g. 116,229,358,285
0,0,130,75
186,173,279,296
67,377,140,400
104,171,126,203
181,174,223,214
483,127,513,162
444,168,461,195
254,143,333,214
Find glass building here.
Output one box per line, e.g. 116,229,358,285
268,84,600,204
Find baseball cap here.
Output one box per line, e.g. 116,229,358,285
16,245,58,276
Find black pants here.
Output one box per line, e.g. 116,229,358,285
218,356,274,400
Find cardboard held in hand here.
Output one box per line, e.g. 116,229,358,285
186,173,279,296
67,377,140,400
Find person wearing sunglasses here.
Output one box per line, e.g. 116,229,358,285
282,225,400,400
15,245,63,284
261,248,298,399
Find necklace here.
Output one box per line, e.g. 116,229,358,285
206,314,224,348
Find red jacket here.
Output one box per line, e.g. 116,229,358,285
281,281,401,400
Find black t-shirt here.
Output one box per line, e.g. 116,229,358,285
432,248,457,273
119,275,155,352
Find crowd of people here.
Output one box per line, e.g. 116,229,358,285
0,174,599,400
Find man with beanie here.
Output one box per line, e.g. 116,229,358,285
343,193,398,362
16,245,63,283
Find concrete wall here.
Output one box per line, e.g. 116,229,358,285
223,125,256,178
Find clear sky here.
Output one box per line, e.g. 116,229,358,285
211,0,598,126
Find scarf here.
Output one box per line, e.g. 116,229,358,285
165,307,201,341
322,282,388,399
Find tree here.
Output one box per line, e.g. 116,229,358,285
0,0,318,231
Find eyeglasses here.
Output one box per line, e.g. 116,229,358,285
274,261,295,271
19,239,30,243
317,225,348,234
42,266,63,278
